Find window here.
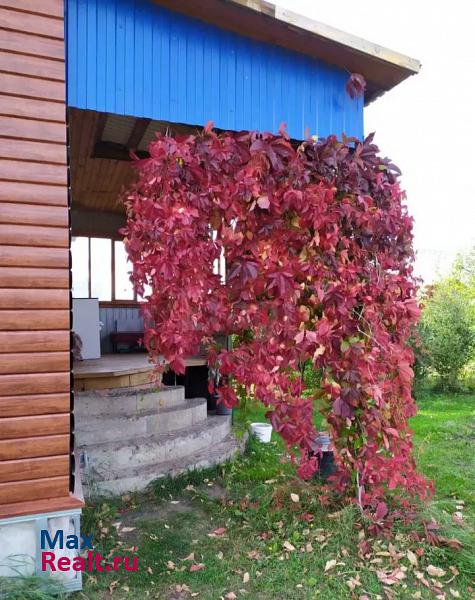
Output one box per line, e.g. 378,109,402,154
72,236,138,302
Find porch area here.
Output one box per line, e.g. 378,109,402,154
69,105,239,496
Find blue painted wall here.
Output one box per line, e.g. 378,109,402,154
66,0,363,140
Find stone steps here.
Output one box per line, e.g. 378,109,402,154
74,385,186,419
76,397,207,444
78,414,233,495
75,383,241,497
83,432,242,496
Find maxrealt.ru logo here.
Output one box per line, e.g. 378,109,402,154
40,530,138,573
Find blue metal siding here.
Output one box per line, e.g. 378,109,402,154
66,0,363,140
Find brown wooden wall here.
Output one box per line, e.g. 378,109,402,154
0,0,81,518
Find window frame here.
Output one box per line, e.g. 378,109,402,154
72,233,141,306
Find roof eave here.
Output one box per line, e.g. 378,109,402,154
153,0,421,104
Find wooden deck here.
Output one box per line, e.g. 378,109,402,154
73,354,207,392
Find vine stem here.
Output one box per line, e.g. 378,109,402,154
356,471,363,511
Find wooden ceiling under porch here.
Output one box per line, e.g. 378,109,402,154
69,107,199,217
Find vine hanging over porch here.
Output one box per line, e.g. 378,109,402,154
122,125,433,524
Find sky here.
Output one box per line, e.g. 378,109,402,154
275,0,475,283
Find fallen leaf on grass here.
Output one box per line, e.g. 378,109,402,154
166,561,176,570
224,593,237,600
449,589,460,598
146,566,153,575
427,565,446,578
290,493,300,503
328,509,345,519
376,568,406,585
190,563,206,572
407,550,418,566
452,512,464,526
243,572,250,583
175,584,191,593
120,526,136,533
305,542,313,553
346,575,361,590
283,541,296,552
108,580,119,594
324,559,337,572
440,537,463,550
208,527,227,537
299,512,314,522
183,552,195,561
217,551,224,560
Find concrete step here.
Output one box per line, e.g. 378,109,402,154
74,385,186,419
75,397,207,444
78,414,231,475
83,432,244,496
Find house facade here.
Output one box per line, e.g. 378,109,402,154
0,0,419,588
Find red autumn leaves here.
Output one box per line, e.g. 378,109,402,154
122,126,433,522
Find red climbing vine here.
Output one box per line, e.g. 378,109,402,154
122,125,433,524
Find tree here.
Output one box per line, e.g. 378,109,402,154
419,249,475,389
122,127,432,525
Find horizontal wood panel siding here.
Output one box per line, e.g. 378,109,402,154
0,372,70,396
0,224,69,247
0,202,68,226
0,246,69,268
0,289,69,309
0,393,70,417
0,331,70,352
0,267,69,288
0,161,67,185
0,309,69,330
0,414,70,439
0,434,69,461
66,0,363,140
0,455,69,483
0,181,67,205
0,28,64,60
0,0,73,515
0,138,67,163
0,73,64,102
0,94,66,122
0,50,65,81
0,476,69,504
0,8,64,38
0,115,66,143
0,352,70,375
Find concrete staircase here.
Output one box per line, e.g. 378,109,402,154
74,385,240,496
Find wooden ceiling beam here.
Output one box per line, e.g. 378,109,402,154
126,117,151,151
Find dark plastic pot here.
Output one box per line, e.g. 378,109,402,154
207,392,217,412
316,451,336,481
216,399,233,416
310,431,336,482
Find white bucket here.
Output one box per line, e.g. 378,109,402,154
250,422,273,443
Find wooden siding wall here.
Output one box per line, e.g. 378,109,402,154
0,0,80,517
66,0,363,141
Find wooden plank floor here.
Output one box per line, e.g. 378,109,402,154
74,354,207,379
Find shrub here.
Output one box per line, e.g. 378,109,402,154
418,250,475,390
123,127,432,524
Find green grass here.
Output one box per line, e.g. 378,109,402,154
4,391,474,599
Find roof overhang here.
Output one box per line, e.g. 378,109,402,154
153,0,421,104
